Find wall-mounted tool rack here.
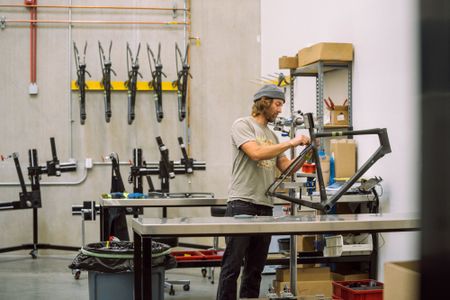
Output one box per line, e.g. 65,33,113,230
70,80,178,91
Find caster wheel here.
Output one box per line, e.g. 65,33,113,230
201,268,207,277
183,284,190,291
74,271,81,280
169,286,175,295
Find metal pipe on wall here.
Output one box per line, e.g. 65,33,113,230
67,0,73,158
4,19,190,25
0,161,128,186
25,0,38,94
0,3,189,11
185,0,191,156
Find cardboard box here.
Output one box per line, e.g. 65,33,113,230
273,280,333,297
384,261,419,300
279,55,298,69
296,235,316,252
329,105,349,126
332,272,369,281
330,139,356,178
297,43,353,67
317,155,330,189
275,266,330,282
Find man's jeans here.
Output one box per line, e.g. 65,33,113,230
216,200,273,300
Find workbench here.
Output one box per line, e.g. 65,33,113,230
132,212,419,300
98,194,374,240
98,195,222,241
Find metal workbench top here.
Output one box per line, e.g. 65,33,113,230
99,194,373,207
132,212,420,236
98,196,224,207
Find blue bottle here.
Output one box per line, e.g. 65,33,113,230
329,153,335,185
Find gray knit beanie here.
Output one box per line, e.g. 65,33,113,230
253,84,285,102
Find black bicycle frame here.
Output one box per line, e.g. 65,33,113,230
147,43,166,122
125,42,142,125
99,41,116,123
73,41,91,125
266,112,392,213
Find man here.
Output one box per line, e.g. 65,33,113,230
216,84,310,300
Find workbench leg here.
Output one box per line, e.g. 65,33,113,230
370,233,379,280
143,236,153,300
134,231,143,300
100,206,107,241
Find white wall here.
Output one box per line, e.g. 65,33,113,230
261,0,420,279
0,0,261,250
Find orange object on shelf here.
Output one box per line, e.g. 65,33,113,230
171,250,224,261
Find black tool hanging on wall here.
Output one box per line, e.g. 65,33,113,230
125,42,142,125
0,138,78,257
173,43,192,121
73,41,91,125
98,41,116,123
147,43,166,122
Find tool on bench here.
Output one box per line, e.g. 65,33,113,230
147,43,166,122
73,41,91,125
173,43,192,121
125,42,142,125
98,41,116,123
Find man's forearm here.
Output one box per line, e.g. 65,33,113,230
248,141,293,161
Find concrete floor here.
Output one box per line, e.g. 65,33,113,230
0,253,276,300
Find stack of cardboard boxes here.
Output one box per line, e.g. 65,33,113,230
273,266,333,296
278,42,354,70
273,266,369,297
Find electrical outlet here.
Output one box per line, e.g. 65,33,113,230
28,83,39,95
85,158,93,169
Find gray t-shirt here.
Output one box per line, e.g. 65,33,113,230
228,116,285,207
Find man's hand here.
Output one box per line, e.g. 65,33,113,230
289,135,310,147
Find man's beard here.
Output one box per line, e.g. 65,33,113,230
264,110,277,122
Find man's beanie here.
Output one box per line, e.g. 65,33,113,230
253,84,285,103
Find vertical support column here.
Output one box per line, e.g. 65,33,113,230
142,236,153,300
317,61,324,131
32,207,38,252
100,206,108,241
347,62,353,128
134,231,143,300
420,1,450,297
288,77,298,295
369,233,379,279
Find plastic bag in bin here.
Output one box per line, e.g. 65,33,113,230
68,241,176,273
